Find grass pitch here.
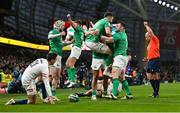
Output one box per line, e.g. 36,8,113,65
1,83,180,112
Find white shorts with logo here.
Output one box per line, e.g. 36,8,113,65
112,55,128,71
53,55,62,69
85,41,109,54
69,46,82,59
91,58,105,70
22,75,36,95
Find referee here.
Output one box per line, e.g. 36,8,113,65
143,21,160,98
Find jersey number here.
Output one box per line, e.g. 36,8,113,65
30,60,39,68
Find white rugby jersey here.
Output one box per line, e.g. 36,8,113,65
22,58,49,82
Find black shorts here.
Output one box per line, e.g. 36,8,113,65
147,58,160,73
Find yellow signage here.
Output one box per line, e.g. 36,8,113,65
0,37,71,50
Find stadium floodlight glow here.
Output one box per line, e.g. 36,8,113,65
162,1,166,6
170,5,174,9
166,3,170,7
174,7,178,11
154,0,158,3
158,0,162,4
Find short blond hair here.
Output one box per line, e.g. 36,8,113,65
53,20,65,30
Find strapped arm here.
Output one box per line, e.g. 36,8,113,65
101,35,114,43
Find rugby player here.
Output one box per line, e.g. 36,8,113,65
5,53,57,105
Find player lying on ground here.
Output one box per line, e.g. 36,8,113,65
5,53,57,105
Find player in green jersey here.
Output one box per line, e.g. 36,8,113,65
85,12,113,55
88,12,114,100
101,22,133,100
65,14,84,88
48,20,73,100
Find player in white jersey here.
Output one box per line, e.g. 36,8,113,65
5,53,57,105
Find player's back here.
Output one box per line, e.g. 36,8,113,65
22,58,49,82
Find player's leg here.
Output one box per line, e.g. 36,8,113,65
91,58,105,100
66,46,82,88
102,55,113,96
85,42,111,55
50,67,58,96
153,59,161,97
147,60,157,97
50,55,62,100
111,55,129,100
111,66,121,100
65,59,71,85
6,81,36,105
66,57,77,88
120,74,133,99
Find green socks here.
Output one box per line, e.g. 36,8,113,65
92,90,96,96
51,89,56,96
112,78,120,96
122,80,131,95
71,68,76,82
67,66,72,81
67,66,76,82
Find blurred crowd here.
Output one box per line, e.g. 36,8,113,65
0,24,47,44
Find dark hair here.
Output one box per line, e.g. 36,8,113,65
75,20,82,25
104,12,113,18
46,53,57,61
119,21,126,28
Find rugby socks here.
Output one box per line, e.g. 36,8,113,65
51,87,56,96
112,78,119,96
92,90,96,96
155,79,160,95
13,99,28,105
70,68,76,82
41,83,47,99
67,66,72,81
149,80,156,95
122,80,132,95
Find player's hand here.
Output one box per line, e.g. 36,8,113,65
61,31,66,36
67,14,71,19
144,21,148,26
48,96,55,104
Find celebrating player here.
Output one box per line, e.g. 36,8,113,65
48,20,73,100
87,12,114,100
101,22,133,99
65,14,84,88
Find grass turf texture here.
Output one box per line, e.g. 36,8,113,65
1,83,180,112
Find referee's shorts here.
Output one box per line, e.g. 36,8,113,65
147,58,160,73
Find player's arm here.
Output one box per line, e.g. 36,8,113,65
101,35,114,43
62,40,74,47
48,31,66,39
144,21,155,37
105,27,112,36
105,22,112,36
42,74,55,104
67,14,77,29
89,21,95,28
